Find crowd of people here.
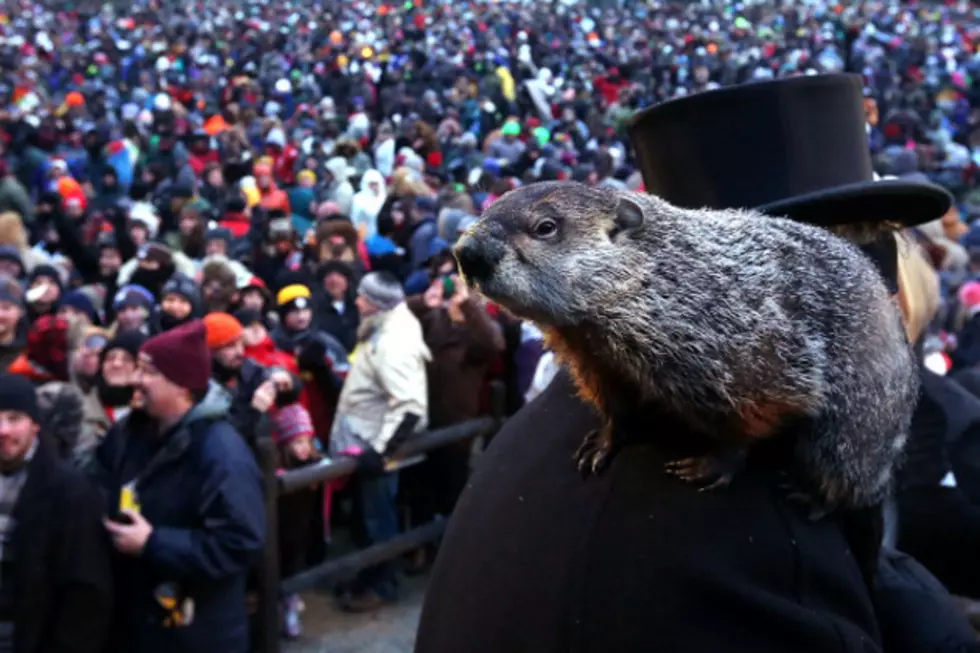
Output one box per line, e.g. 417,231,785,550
1,0,980,650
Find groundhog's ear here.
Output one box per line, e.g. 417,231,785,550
611,197,644,237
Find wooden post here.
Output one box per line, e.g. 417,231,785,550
254,437,280,653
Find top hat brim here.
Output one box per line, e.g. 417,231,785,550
757,177,952,227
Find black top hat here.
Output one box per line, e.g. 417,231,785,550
628,74,951,227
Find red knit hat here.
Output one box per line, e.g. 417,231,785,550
140,320,211,392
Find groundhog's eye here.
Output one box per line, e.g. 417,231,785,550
532,219,558,239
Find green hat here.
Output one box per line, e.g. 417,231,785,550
501,121,521,137
533,126,550,147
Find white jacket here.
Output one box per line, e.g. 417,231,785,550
331,302,431,454
350,169,387,240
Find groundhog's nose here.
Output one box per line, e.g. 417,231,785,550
454,235,502,284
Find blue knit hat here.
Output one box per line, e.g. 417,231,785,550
58,289,99,324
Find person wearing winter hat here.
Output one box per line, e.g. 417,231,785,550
200,259,239,315
98,330,145,423
0,245,24,280
273,283,315,351
8,315,74,384
25,263,63,321
130,243,176,300
153,273,201,334
952,280,980,371
270,401,321,638
237,275,274,319
332,270,428,612
203,312,300,445
0,370,113,653
0,274,25,371
113,284,155,334
315,261,360,353
58,288,100,326
205,227,233,258
100,319,265,653
356,271,406,315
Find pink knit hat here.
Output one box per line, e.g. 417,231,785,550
959,281,980,310
270,403,315,445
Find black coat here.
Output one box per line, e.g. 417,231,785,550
225,358,270,446
95,389,266,653
314,293,359,354
416,371,882,653
12,435,113,653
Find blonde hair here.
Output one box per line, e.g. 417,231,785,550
0,211,28,249
896,233,940,344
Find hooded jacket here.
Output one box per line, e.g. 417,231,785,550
350,169,387,240
94,384,265,653
323,157,355,217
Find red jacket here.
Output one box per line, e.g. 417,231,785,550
245,336,298,374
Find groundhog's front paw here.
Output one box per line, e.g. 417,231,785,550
575,428,614,477
664,455,738,492
778,472,832,521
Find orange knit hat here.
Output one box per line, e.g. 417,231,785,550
203,312,244,350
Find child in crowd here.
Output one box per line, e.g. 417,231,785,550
271,403,323,639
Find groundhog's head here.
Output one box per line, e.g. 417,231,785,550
454,181,648,326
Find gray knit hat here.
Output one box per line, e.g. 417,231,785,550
357,272,405,312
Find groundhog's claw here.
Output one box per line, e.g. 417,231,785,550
665,456,737,491
575,428,614,477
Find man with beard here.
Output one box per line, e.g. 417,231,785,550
203,312,300,446
0,275,25,370
0,372,113,653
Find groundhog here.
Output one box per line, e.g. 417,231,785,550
453,181,918,516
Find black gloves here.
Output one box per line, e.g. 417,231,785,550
355,413,423,477
297,338,329,373
356,447,386,475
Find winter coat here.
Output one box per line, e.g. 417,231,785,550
330,302,430,454
0,319,27,372
94,385,266,653
408,218,440,271
11,434,113,653
220,358,299,446
416,370,883,653
36,381,110,468
323,157,355,216
258,183,291,214
0,176,34,225
409,297,504,427
953,311,980,371
349,170,387,240
314,292,360,354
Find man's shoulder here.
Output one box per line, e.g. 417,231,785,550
425,373,880,652
195,419,259,468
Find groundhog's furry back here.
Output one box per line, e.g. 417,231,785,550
457,182,918,510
